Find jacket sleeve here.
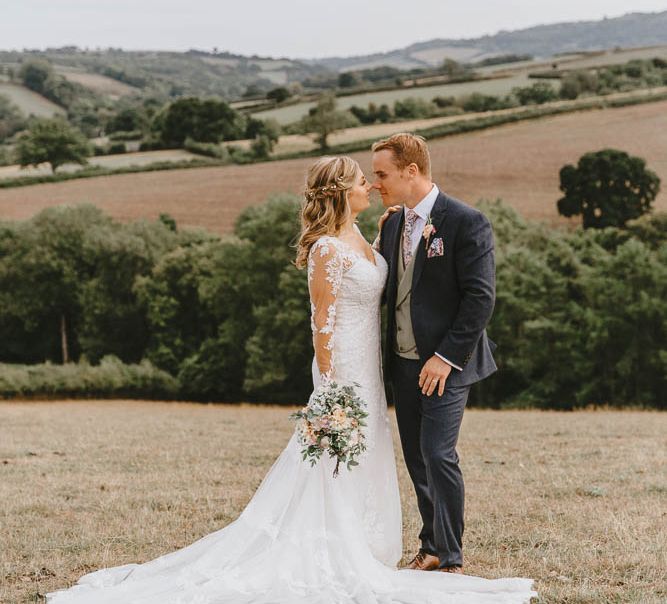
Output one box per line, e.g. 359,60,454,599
435,210,496,369
307,238,346,382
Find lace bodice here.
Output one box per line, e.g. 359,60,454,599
307,232,388,386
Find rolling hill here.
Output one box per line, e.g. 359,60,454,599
0,100,664,233
0,10,665,108
311,11,667,71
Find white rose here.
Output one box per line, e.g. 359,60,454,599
320,436,330,449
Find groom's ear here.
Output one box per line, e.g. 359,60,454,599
406,162,419,178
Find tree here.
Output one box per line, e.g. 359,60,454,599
156,97,245,146
300,93,358,150
557,149,661,229
15,118,91,173
559,70,598,100
0,205,105,364
0,94,25,142
19,60,53,94
266,87,291,104
393,97,434,119
512,82,557,105
338,72,360,88
107,107,148,134
443,59,466,78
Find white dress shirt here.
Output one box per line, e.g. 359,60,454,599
403,184,463,372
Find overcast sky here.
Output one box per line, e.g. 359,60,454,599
2,1,666,59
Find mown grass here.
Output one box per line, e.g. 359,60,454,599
0,401,665,603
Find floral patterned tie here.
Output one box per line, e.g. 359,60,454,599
402,208,419,268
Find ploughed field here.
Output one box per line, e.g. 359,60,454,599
0,100,665,234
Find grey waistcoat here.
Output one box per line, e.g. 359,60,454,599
394,233,420,359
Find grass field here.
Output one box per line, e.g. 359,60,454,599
0,150,201,180
250,45,667,126
54,67,139,99
476,45,667,77
0,401,665,603
0,99,664,233
546,45,667,72
252,73,540,124
0,83,65,119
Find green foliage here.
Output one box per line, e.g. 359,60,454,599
1,197,665,407
244,117,280,141
474,54,533,67
19,60,52,94
155,97,245,146
459,93,511,112
442,59,467,77
479,199,667,409
15,118,91,173
0,94,25,142
349,103,392,125
107,107,149,134
557,149,661,229
0,206,184,365
559,58,667,99
266,87,291,103
393,97,435,119
19,58,94,109
183,137,230,160
338,72,361,88
512,82,558,105
0,356,178,400
299,93,358,150
559,70,599,99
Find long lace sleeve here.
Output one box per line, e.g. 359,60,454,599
307,238,348,382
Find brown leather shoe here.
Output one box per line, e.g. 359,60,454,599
404,550,440,571
438,565,464,574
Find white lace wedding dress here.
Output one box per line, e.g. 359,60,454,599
46,232,536,604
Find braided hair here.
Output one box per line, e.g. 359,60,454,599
295,156,360,269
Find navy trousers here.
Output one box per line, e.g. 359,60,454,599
390,353,470,568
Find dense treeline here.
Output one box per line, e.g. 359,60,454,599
0,198,665,408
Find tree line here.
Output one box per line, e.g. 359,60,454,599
1,194,664,408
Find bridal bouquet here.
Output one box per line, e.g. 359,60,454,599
290,381,368,477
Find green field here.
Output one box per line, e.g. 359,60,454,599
252,73,543,124
0,82,65,118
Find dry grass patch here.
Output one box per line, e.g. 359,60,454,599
0,401,665,603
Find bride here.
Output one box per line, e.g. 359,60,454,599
46,156,536,603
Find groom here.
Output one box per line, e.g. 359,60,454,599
372,133,497,574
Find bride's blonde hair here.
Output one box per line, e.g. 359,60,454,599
295,156,360,269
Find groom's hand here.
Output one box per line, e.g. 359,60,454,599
419,356,452,396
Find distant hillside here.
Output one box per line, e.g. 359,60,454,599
1,10,665,108
312,10,667,71
0,48,330,102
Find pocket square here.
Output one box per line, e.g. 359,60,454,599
427,237,444,258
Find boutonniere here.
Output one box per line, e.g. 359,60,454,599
422,214,436,249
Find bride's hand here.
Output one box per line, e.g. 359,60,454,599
378,205,401,231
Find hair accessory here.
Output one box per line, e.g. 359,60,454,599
305,176,347,200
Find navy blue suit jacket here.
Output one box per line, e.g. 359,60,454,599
379,190,497,388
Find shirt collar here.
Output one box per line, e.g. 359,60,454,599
404,184,439,221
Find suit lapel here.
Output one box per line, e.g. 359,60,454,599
411,191,449,289
385,211,404,307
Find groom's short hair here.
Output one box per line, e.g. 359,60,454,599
372,133,431,178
